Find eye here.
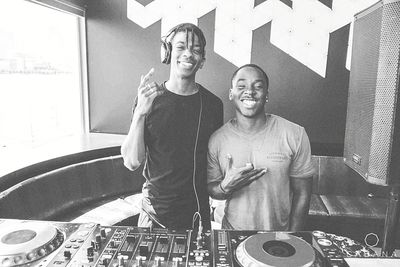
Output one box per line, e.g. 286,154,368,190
254,83,264,90
193,49,202,55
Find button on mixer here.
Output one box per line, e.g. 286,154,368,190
64,250,72,260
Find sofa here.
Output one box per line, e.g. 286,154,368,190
0,155,145,226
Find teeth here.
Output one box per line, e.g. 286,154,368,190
180,62,193,68
242,99,257,107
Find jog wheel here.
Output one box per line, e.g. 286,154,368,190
236,232,316,267
0,221,64,266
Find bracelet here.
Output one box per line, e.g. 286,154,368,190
219,183,229,195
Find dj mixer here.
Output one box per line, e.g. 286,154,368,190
0,219,393,267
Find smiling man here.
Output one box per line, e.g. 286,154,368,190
121,23,223,230
207,64,314,231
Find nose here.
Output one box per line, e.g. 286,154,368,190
182,48,194,58
244,87,255,95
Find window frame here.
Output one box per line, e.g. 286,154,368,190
28,0,90,134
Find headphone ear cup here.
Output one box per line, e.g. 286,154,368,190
161,41,172,64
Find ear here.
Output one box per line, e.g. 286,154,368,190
199,58,205,69
229,89,233,100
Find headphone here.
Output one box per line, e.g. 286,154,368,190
160,28,174,64
160,23,206,64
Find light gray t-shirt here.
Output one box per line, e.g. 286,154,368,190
207,114,315,230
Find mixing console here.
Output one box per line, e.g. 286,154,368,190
0,219,391,267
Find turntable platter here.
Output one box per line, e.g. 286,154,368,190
236,232,316,267
0,221,64,266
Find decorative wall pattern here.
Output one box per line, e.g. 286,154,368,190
127,0,376,77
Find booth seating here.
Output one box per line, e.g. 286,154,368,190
0,155,145,226
0,153,397,246
307,156,392,246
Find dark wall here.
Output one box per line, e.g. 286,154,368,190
85,0,351,156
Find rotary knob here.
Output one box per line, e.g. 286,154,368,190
87,246,94,257
2,257,11,266
195,255,203,262
101,258,109,265
13,256,23,265
37,248,46,257
95,234,102,249
48,244,55,251
26,253,35,261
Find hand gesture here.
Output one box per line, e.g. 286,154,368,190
220,154,267,194
135,68,164,116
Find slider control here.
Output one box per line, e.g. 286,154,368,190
117,255,128,267
136,256,146,267
172,257,182,267
154,257,163,267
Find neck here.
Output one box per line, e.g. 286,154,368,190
165,75,198,95
233,113,267,134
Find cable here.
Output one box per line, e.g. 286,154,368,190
191,84,203,230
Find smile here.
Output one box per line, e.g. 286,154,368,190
178,61,195,68
241,99,258,108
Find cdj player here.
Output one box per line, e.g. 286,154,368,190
0,219,392,267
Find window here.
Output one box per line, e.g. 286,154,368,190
0,0,86,150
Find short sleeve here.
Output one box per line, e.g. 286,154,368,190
207,133,224,184
289,128,315,178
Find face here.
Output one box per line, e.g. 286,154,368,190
169,31,205,78
230,67,268,118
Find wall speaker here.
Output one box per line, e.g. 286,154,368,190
344,0,400,186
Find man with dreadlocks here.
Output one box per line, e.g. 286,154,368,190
121,23,223,230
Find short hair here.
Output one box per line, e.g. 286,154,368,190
231,64,269,90
165,23,207,58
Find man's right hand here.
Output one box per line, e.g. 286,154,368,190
135,68,164,116
220,154,267,195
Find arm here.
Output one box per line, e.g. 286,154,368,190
208,181,230,200
121,111,146,171
288,176,313,231
207,154,266,200
121,68,163,171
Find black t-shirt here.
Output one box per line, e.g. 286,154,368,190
138,83,223,229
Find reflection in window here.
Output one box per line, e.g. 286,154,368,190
0,0,84,150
